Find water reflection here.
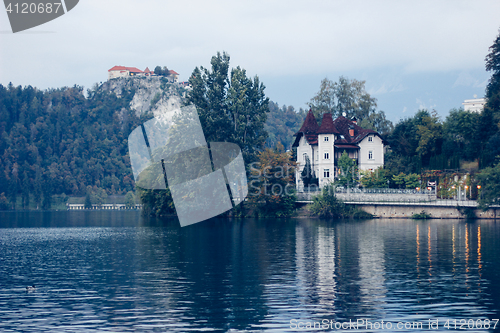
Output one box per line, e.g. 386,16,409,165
0,212,499,332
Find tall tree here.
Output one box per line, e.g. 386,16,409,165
388,110,443,168
479,28,500,162
308,76,378,123
300,154,317,187
485,28,500,101
187,52,270,162
443,108,480,160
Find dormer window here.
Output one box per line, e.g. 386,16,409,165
368,136,373,142
324,136,329,142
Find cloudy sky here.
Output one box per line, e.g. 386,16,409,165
1,0,499,122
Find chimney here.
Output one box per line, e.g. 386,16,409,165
349,124,354,137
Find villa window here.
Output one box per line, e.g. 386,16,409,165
368,151,373,160
303,153,307,161
324,169,330,178
324,136,329,142
324,152,329,159
368,136,373,142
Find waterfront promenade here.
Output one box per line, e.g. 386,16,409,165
296,188,499,219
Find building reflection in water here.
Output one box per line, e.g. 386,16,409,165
290,220,493,323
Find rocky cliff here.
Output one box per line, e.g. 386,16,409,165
101,76,188,119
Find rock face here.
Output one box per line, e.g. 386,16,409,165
101,76,187,119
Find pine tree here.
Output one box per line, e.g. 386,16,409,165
300,155,316,187
187,52,269,162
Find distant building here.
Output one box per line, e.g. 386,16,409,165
462,97,486,113
169,70,179,83
107,66,179,82
108,66,146,79
292,110,386,190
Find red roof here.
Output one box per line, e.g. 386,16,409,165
108,66,143,73
292,109,320,146
144,67,151,73
317,113,339,134
169,70,179,75
332,116,377,144
292,112,381,148
297,109,319,134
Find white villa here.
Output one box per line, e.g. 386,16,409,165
293,110,386,190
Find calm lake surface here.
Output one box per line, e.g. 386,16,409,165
1,211,500,332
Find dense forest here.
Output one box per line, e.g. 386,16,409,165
0,83,146,209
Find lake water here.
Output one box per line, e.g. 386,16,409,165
1,211,500,332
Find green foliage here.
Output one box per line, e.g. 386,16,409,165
358,110,394,138
336,151,358,186
360,167,388,188
309,185,347,218
481,133,500,167
84,192,92,209
0,81,145,210
309,184,373,219
138,188,175,217
300,154,317,187
249,143,296,217
404,173,421,189
86,185,108,207
443,108,480,161
187,52,270,163
265,101,307,149
390,172,421,189
458,207,477,220
0,193,9,210
477,161,500,208
486,28,500,103
154,66,170,77
392,172,406,189
412,210,431,219
308,76,378,124
416,110,443,158
125,191,136,208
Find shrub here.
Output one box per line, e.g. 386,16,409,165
412,210,431,219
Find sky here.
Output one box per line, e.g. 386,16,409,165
1,0,499,123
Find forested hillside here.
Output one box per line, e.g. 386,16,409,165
0,77,182,209
265,102,307,150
